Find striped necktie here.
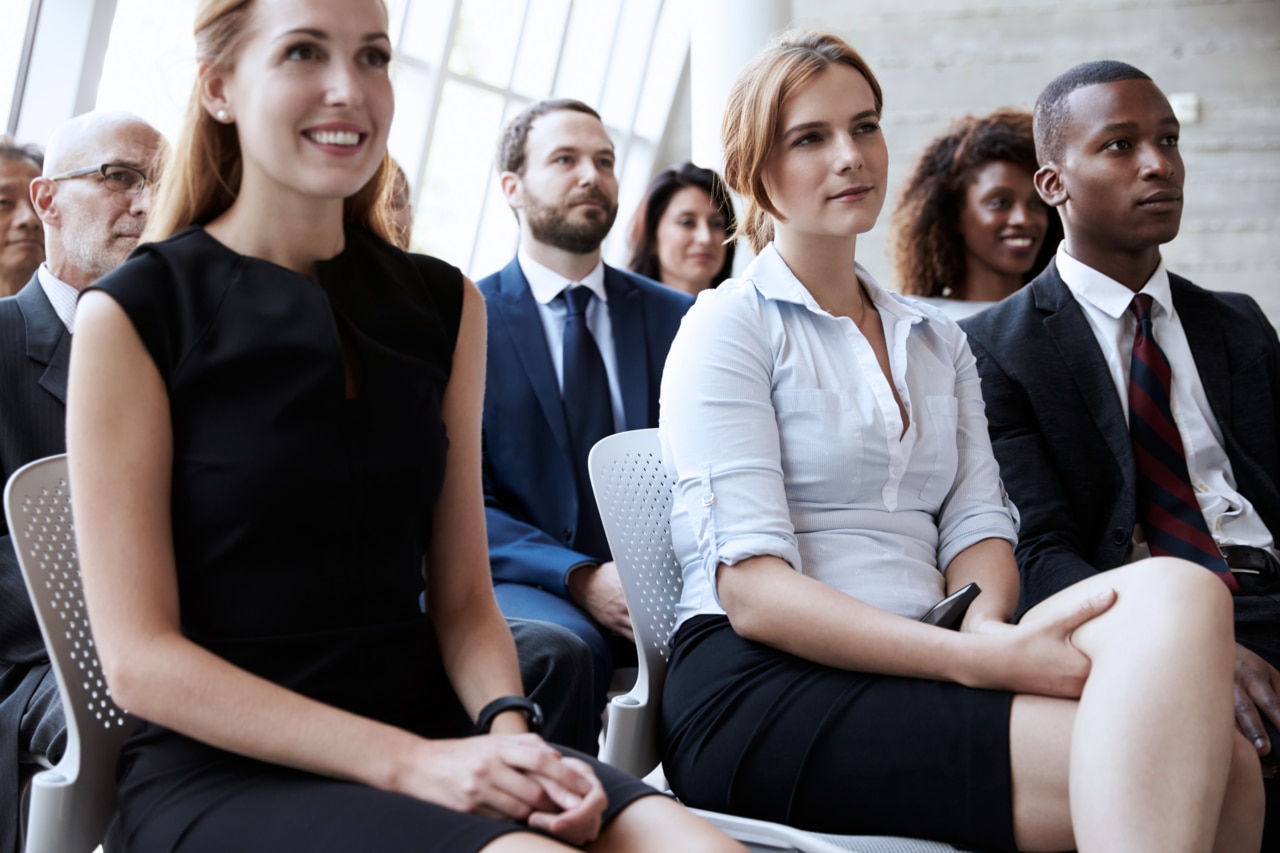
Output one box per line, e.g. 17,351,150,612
1128,293,1236,591
561,285,612,559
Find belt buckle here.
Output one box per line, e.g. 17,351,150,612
1223,546,1280,596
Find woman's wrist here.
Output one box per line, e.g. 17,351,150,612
375,726,434,794
487,708,532,735
949,630,1009,690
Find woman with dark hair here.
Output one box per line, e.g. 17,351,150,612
626,161,735,296
890,109,1061,319
63,0,742,851
658,29,1261,852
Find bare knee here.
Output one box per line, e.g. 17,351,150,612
1069,559,1234,664
600,796,747,852
1115,558,1233,628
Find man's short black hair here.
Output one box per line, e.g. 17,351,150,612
1034,61,1152,163
0,134,42,171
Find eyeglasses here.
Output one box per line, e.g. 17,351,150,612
48,164,150,206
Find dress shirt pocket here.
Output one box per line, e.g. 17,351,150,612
773,387,864,504
919,394,960,502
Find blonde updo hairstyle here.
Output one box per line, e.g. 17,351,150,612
721,30,883,254
143,0,395,245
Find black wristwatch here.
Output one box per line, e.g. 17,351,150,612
476,695,544,735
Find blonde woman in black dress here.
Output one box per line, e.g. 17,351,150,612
65,1,741,851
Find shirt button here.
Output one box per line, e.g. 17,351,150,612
1112,528,1129,546
562,527,573,541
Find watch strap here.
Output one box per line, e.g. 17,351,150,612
476,695,544,735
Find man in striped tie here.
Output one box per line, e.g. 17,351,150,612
961,61,1280,837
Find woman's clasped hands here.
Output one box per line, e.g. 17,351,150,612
396,733,607,845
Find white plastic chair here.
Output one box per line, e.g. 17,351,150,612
4,454,131,853
588,429,964,853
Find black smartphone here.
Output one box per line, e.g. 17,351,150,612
919,582,981,631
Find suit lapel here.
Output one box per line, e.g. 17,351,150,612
1172,277,1231,424
492,259,573,457
17,277,71,406
604,267,649,430
1037,267,1135,484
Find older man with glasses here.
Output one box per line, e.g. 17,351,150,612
0,109,162,853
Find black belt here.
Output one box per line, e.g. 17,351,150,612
1221,545,1280,596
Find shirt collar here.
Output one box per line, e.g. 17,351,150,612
742,242,923,325
36,263,79,333
517,246,607,305
1057,242,1172,320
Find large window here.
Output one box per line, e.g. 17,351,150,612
0,0,38,134
85,0,688,278
386,0,689,276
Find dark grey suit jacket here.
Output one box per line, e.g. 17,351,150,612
1,277,69,663
0,276,71,850
961,261,1280,623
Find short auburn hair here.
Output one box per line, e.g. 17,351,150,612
721,30,882,253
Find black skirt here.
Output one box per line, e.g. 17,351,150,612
661,615,1016,852
117,723,658,853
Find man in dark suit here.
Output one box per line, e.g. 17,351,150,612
962,61,1280,832
478,99,693,716
0,110,161,852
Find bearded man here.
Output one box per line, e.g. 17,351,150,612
477,100,693,723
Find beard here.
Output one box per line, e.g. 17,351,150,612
65,231,140,282
523,189,618,254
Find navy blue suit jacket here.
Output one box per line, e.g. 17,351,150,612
961,261,1280,615
477,258,692,599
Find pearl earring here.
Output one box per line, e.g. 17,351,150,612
216,109,229,122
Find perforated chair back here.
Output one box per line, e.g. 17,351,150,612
4,454,132,853
587,428,679,777
589,431,965,853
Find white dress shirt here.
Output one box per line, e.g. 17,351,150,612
517,247,625,433
36,264,79,333
1056,244,1275,555
660,244,1019,628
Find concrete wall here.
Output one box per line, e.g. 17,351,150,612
787,0,1280,320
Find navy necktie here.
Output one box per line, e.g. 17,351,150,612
1128,293,1236,590
561,286,612,558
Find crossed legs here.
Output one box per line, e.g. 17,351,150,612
1008,558,1263,852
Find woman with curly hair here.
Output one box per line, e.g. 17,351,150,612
890,109,1061,319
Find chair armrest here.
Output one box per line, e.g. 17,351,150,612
599,692,661,778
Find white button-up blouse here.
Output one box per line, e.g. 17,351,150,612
659,244,1019,629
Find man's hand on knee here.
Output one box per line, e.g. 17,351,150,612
1232,644,1280,764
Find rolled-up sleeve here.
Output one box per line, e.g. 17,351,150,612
935,332,1019,570
660,287,801,612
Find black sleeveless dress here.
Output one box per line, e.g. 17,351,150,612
87,227,654,852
